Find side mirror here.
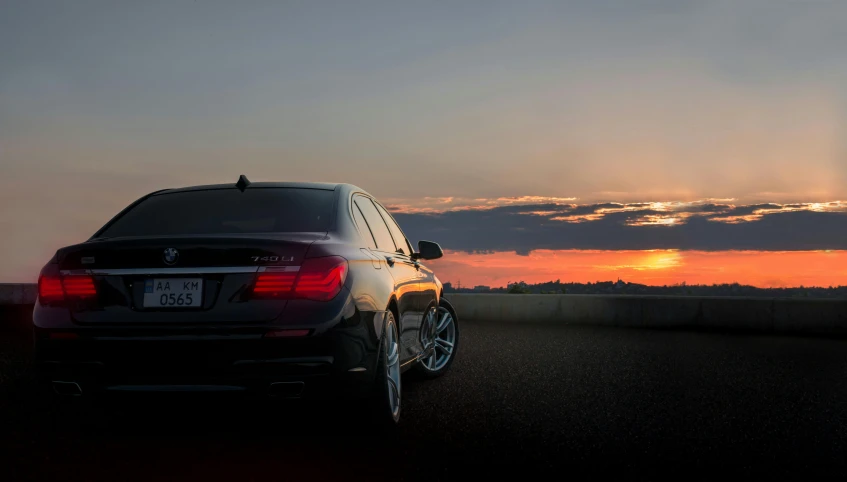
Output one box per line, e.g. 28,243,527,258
414,240,443,261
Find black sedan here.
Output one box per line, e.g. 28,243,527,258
33,176,459,425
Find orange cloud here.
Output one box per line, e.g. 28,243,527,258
382,196,579,214
550,214,605,223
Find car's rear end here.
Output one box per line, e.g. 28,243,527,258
33,184,381,400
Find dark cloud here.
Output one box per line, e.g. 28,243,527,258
723,203,783,216
680,203,731,213
492,203,571,214
394,203,847,252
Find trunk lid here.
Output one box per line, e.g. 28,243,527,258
57,234,323,325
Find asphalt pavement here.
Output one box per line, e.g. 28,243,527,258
2,319,847,481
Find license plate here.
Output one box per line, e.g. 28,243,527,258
143,278,203,308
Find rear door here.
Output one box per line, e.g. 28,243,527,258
372,199,436,311
353,195,423,361
58,187,335,325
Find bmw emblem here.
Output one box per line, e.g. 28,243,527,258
163,248,179,265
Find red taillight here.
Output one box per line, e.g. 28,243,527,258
253,272,298,297
294,256,348,301
62,275,97,297
38,274,97,303
38,276,64,301
251,256,348,302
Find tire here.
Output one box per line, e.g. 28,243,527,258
369,310,402,428
413,298,459,379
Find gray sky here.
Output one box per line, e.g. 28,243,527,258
2,0,847,280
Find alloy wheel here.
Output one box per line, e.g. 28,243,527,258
421,306,456,372
385,316,401,418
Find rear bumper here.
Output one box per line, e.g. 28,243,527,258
34,322,381,400
38,356,346,399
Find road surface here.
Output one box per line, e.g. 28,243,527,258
1,318,846,480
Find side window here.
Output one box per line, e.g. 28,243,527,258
354,196,398,252
374,201,414,255
351,201,377,249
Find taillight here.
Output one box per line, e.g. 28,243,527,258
295,256,348,301
37,274,97,303
253,272,298,297
62,276,97,297
38,276,64,302
252,256,348,302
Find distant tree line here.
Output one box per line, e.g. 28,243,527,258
442,279,847,299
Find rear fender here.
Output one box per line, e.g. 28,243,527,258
370,295,398,365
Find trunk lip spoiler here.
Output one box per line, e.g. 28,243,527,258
60,265,303,276
59,266,268,276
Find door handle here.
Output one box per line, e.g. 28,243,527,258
385,256,395,266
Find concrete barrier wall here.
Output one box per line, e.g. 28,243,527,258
448,294,847,336
0,284,36,305
1,285,846,336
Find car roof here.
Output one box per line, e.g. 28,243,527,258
151,181,368,196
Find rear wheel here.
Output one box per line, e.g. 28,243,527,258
414,298,459,378
370,310,401,427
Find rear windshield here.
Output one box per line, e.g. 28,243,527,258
96,188,335,238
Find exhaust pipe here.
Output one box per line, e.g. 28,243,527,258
52,381,83,396
268,381,304,398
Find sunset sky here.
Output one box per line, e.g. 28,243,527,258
2,1,847,286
